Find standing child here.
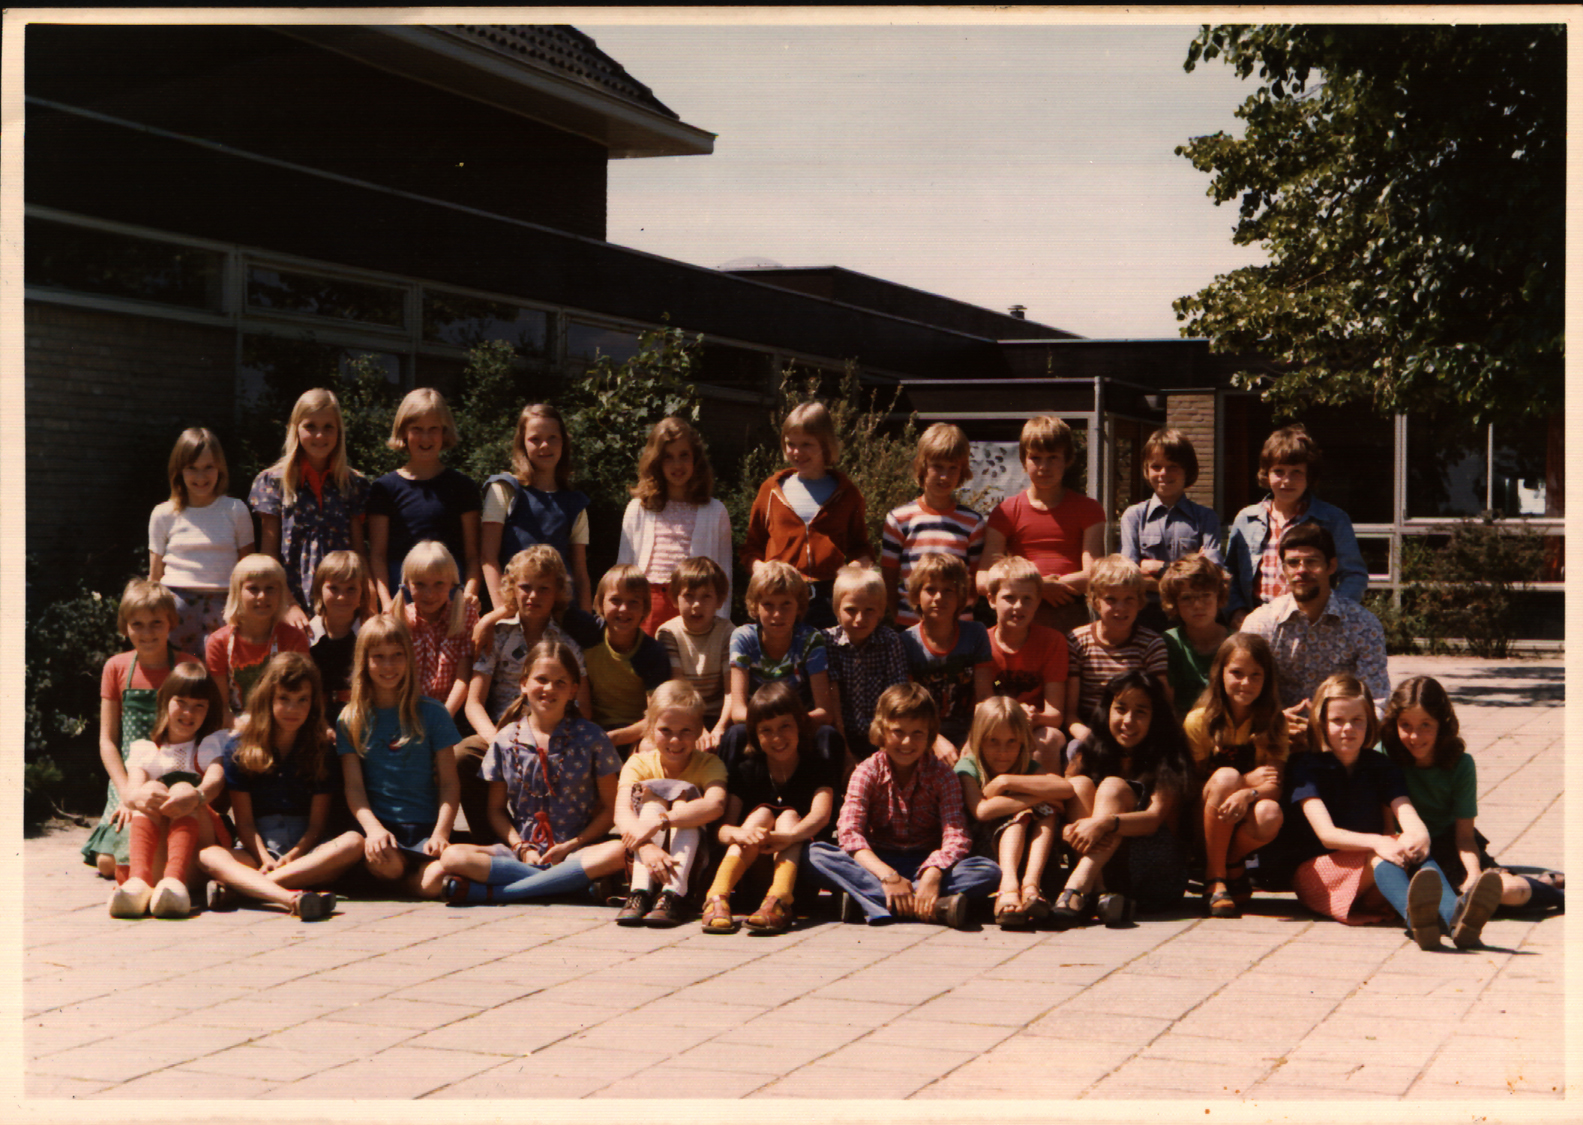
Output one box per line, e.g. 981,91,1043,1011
656,557,735,750
108,664,229,918
807,683,999,928
198,654,364,919
149,427,255,656
881,422,986,628
1159,553,1230,717
1118,427,1223,631
742,401,873,628
439,641,628,904
306,550,374,726
823,562,908,762
205,555,311,725
337,616,461,899
618,417,733,635
390,541,479,718
83,580,204,878
899,553,994,761
613,682,729,927
1064,555,1171,756
984,555,1069,770
368,388,482,612
586,566,673,752
702,682,842,934
482,403,592,613
979,415,1106,632
1383,676,1563,916
249,388,371,628
1184,634,1288,918
726,561,833,729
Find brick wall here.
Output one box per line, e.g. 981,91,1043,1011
1167,391,1218,511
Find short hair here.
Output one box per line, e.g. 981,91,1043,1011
118,578,179,634
667,556,729,602
166,427,230,511
745,561,809,620
387,387,458,452
783,401,840,467
905,552,971,609
595,564,652,621
1086,554,1145,612
1143,427,1200,489
224,554,291,629
983,555,1043,601
1158,552,1228,616
500,546,571,621
1308,673,1381,756
149,661,225,747
912,422,972,490
1257,423,1322,490
510,403,573,488
745,681,812,750
1018,415,1075,463
310,550,374,620
831,562,886,608
645,679,706,731
633,416,713,510
869,681,940,749
1278,521,1337,563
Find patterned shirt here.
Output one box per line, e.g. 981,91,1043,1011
1242,591,1389,712
836,750,970,871
900,622,994,744
480,717,621,849
1255,499,1300,606
403,600,479,704
881,499,987,627
644,502,699,588
473,616,586,724
729,623,829,710
1066,623,1168,728
823,625,910,751
249,467,371,611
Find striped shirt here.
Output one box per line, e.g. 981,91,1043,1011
881,499,987,627
643,502,699,589
1066,623,1169,728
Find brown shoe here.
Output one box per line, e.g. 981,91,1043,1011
745,894,793,934
643,890,688,928
616,888,653,926
935,893,971,930
701,894,740,934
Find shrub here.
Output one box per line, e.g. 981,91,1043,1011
1396,517,1548,658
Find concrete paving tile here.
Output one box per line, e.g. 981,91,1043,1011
807,973,952,1006
1329,992,1475,1023
907,990,1072,1027
550,1020,721,1055
1100,1054,1268,1095
726,1015,869,1053
250,1017,418,1056
401,1009,594,1054
1407,1081,1565,1100
23,1023,117,1060
525,978,681,1011
92,1065,281,1098
1054,972,1223,1019
179,1043,355,1083
670,1038,833,1074
1419,1036,1563,1094
1284,1030,1446,1069
250,977,399,1009
909,1075,1029,1099
772,994,912,1027
426,1060,611,1098
25,1072,118,1098
99,979,259,1012
258,1046,501,1098
592,1063,776,1098
860,1018,1017,1054
626,995,774,1029
1254,1058,1422,1096
752,1062,936,1099
816,1038,980,1076
1023,1009,1171,1045
1217,970,1354,1001
943,1053,1112,1097
1255,949,1393,978
29,1044,198,1084
518,1042,670,1080
1136,1032,1287,1068
375,974,538,1009
1169,1008,1323,1044
325,996,477,1029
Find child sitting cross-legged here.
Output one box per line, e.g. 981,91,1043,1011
822,562,908,763
1064,554,1171,762
807,683,1000,928
984,554,1069,772
899,552,994,764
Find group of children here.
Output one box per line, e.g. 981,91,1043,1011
83,386,1561,951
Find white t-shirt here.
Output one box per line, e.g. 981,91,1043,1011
148,496,254,590
127,736,225,778
481,480,589,544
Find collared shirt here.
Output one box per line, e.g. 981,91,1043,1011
473,616,585,724
1286,747,1409,863
480,717,621,845
248,466,371,610
1118,494,1224,569
1255,499,1300,605
823,624,910,753
403,600,479,704
836,751,970,872
1241,591,1389,711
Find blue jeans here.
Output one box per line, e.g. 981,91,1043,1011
806,842,1000,924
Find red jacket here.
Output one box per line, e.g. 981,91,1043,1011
741,468,872,583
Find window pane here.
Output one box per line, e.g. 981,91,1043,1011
1492,424,1551,517
1407,415,1486,518
27,217,223,311
246,265,405,327
422,291,548,354
698,341,775,391
567,321,641,366
1357,536,1390,578
238,334,400,407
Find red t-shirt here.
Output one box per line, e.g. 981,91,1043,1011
988,624,1069,706
987,490,1106,578
100,649,204,701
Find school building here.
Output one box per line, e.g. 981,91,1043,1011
23,23,1562,638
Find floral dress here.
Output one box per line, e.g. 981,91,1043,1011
249,466,371,612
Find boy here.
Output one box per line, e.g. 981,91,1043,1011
984,555,1069,771
898,553,994,762
806,683,1000,928
1065,555,1171,750
726,561,833,729
1158,553,1229,717
742,401,873,629
823,562,909,762
1118,427,1223,632
585,565,672,752
656,557,734,750
881,422,986,628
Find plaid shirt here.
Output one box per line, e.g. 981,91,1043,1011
823,625,910,751
403,599,479,702
836,751,970,872
1255,499,1302,606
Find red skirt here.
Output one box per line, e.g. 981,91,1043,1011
641,587,679,637
1293,850,1391,925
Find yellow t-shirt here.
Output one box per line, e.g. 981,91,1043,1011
1183,707,1288,775
618,748,728,793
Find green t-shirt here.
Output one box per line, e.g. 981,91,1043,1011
1164,626,1218,716
1401,753,1477,838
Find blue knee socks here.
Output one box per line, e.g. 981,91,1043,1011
489,853,592,904
1372,859,1456,930
1521,875,1565,911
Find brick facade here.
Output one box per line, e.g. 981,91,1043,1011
1167,390,1218,512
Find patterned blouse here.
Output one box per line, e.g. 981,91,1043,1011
249,466,371,611
480,717,621,850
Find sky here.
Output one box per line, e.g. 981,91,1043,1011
587,21,1267,340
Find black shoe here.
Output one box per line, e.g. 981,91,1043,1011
616,888,654,926
643,890,688,928
839,891,864,924
935,893,970,930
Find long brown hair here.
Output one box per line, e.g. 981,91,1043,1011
149,662,224,746
1196,633,1285,758
232,653,330,782
166,427,230,511
497,640,584,728
1381,675,1465,771
510,403,573,488
631,416,713,511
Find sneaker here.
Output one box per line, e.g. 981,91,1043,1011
839,891,864,924
108,876,153,919
643,890,688,928
149,877,192,919
206,881,240,912
1097,893,1133,928
934,893,970,930
1407,867,1444,950
1450,869,1503,949
616,888,654,926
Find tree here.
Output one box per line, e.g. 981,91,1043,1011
1174,24,1563,425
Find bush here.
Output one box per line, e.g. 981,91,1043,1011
1395,517,1548,658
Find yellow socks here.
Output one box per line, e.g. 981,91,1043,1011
769,856,798,902
707,853,746,899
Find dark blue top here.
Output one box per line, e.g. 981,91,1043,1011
486,474,590,576
1286,748,1410,863
368,468,481,592
220,731,341,819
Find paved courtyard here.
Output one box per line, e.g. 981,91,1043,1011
22,656,1564,1104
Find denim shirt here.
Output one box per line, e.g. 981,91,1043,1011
1118,494,1224,569
1224,494,1368,617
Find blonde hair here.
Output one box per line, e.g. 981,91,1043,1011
1018,415,1074,463
745,561,809,620
632,416,712,511
310,550,374,620
231,653,330,782
869,682,939,749
783,401,840,468
166,427,229,511
499,546,571,621
1085,554,1144,613
1158,552,1227,617
1308,672,1380,756
595,564,652,622
223,555,291,629
340,615,423,756
905,552,971,610
644,679,706,733
387,387,458,453
912,422,971,490
983,555,1043,601
392,541,468,638
269,388,351,507
118,577,179,634
832,562,886,608
961,696,1035,782
510,403,572,488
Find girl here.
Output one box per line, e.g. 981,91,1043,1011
84,580,203,879
1183,634,1288,918
390,540,478,717
108,664,228,918
702,682,842,935
438,641,626,905
306,550,374,726
368,388,482,613
337,616,462,899
1383,676,1563,915
613,681,728,927
198,654,365,919
249,388,372,629
726,561,833,729
1288,674,1488,950
482,403,592,614
1054,670,1193,928
205,554,310,726
617,416,732,635
149,427,255,656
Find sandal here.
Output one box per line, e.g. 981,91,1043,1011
745,894,793,935
1205,880,1240,919
993,890,1029,930
1049,887,1090,930
1021,886,1052,922
701,894,740,934
1226,865,1254,906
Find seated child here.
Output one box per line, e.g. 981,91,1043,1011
1118,427,1223,631
1065,554,1170,757
390,541,478,718
807,683,999,928
656,557,735,749
984,555,1068,771
1158,552,1229,717
726,561,833,729
206,554,311,725
898,553,994,762
881,422,986,628
306,550,373,727
614,682,729,927
585,565,672,752
823,562,908,763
